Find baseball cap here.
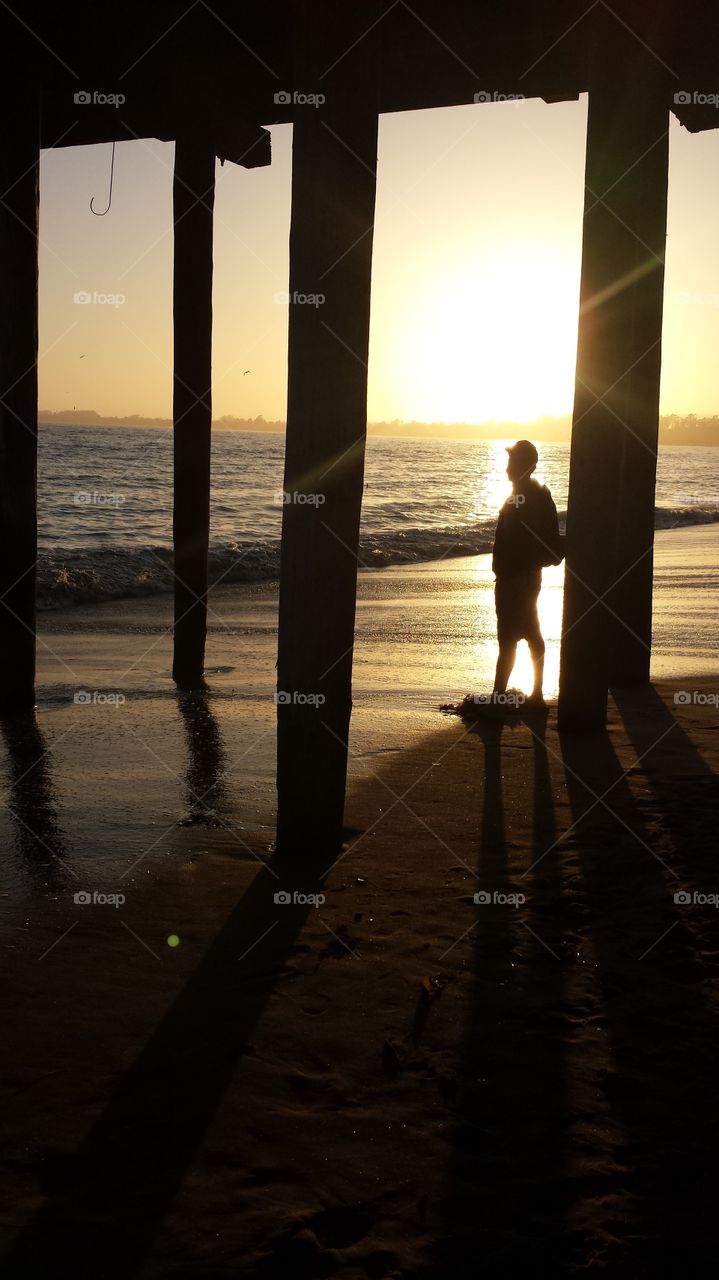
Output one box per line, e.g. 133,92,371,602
506,439,538,468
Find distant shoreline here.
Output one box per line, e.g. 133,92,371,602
37,414,719,447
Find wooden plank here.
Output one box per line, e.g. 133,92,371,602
276,4,379,855
41,93,272,170
0,82,40,714
172,139,215,688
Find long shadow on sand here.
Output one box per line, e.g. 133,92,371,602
556,698,719,1272
431,712,572,1274
613,684,719,896
1,692,327,1280
0,711,70,893
3,858,329,1280
430,691,719,1274
4,689,719,1277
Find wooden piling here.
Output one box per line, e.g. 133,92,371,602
276,8,379,855
0,83,40,714
609,101,669,687
559,79,669,727
172,138,215,688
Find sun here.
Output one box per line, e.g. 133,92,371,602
382,240,580,423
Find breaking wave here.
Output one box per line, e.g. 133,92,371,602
36,505,719,610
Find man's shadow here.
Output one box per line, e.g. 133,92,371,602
436,712,572,1273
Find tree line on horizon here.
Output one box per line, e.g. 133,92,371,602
36,408,719,446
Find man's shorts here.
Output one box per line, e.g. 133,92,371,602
495,570,542,644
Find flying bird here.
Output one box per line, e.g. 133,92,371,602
243,369,251,375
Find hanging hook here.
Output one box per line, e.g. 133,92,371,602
90,141,116,216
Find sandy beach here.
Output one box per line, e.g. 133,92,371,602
7,0,719,1267
2,525,719,1276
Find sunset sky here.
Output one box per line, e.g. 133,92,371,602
38,96,719,426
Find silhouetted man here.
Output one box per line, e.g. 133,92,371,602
491,439,563,708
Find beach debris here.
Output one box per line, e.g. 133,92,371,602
384,974,452,1069
315,924,362,967
412,974,449,1046
382,1036,408,1074
420,972,449,997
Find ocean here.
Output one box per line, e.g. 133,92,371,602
37,424,719,609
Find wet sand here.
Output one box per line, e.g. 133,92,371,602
1,526,719,1275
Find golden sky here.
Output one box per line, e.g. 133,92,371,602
38,96,719,425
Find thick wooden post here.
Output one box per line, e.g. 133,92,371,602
276,10,379,855
0,82,40,714
172,139,215,688
609,102,669,686
559,79,668,727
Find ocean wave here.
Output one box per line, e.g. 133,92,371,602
36,506,719,610
654,505,719,529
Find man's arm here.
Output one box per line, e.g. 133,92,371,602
542,489,564,564
492,506,507,575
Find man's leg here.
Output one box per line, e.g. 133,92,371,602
493,579,517,695
527,572,545,702
528,632,546,700
493,640,517,694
